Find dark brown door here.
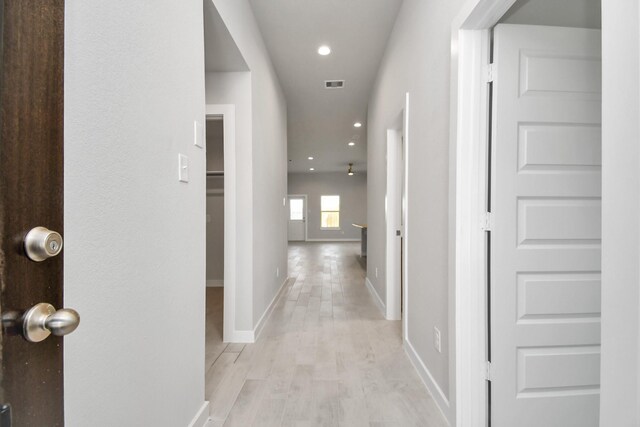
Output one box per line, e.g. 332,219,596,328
0,1,65,426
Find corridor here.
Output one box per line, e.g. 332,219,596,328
205,242,446,426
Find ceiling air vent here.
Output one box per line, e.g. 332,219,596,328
324,80,345,89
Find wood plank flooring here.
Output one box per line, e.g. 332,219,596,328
205,242,447,426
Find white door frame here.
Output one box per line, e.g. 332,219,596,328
287,194,308,241
384,94,410,333
206,104,237,344
385,128,402,321
449,1,517,425
401,93,409,340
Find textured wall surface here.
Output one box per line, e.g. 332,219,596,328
209,0,289,330
367,2,466,418
64,1,207,425
288,172,367,241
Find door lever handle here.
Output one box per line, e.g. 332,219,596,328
22,303,80,343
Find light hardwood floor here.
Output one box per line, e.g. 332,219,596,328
205,242,447,426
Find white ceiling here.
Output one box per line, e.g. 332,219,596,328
248,0,403,173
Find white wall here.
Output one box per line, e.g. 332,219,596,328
205,71,253,331
206,194,224,283
208,0,288,333
206,120,224,283
367,2,467,420
500,0,601,28
288,172,367,241
64,1,206,426
600,0,640,425
367,0,608,423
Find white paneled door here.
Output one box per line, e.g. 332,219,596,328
490,24,601,426
288,196,306,241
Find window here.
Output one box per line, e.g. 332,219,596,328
289,198,304,220
320,195,340,229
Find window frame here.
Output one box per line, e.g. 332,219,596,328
320,195,341,230
289,198,304,221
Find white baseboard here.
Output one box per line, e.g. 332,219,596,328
404,339,452,426
254,277,291,341
206,279,224,287
305,238,361,242
365,277,386,315
225,277,291,344
187,401,210,427
226,329,255,343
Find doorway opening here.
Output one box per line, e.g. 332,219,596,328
385,93,409,325
287,195,308,241
452,0,602,425
205,115,226,371
203,105,238,406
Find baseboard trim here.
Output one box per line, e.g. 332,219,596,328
226,277,291,344
206,279,224,287
305,238,361,242
187,401,210,427
254,276,291,341
227,329,254,343
365,277,386,315
403,339,451,426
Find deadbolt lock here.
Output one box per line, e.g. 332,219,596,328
24,227,63,262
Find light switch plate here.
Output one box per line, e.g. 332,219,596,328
194,121,204,148
178,154,189,182
433,327,441,353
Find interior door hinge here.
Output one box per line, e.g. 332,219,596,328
485,361,493,381
481,212,493,231
485,63,495,83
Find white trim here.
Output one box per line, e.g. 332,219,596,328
287,194,308,241
226,277,291,344
385,129,402,321
402,93,410,341
451,26,491,427
404,339,452,425
365,277,386,315
385,94,411,324
187,401,211,427
305,238,360,242
206,104,237,344
254,277,291,341
450,1,517,426
226,329,254,343
206,280,224,287
458,0,516,30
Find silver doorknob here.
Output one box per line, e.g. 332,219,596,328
22,303,80,342
24,226,63,262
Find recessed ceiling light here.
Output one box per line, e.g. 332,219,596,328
317,45,331,56
354,122,362,128
309,167,315,171
308,156,314,160
348,141,355,146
